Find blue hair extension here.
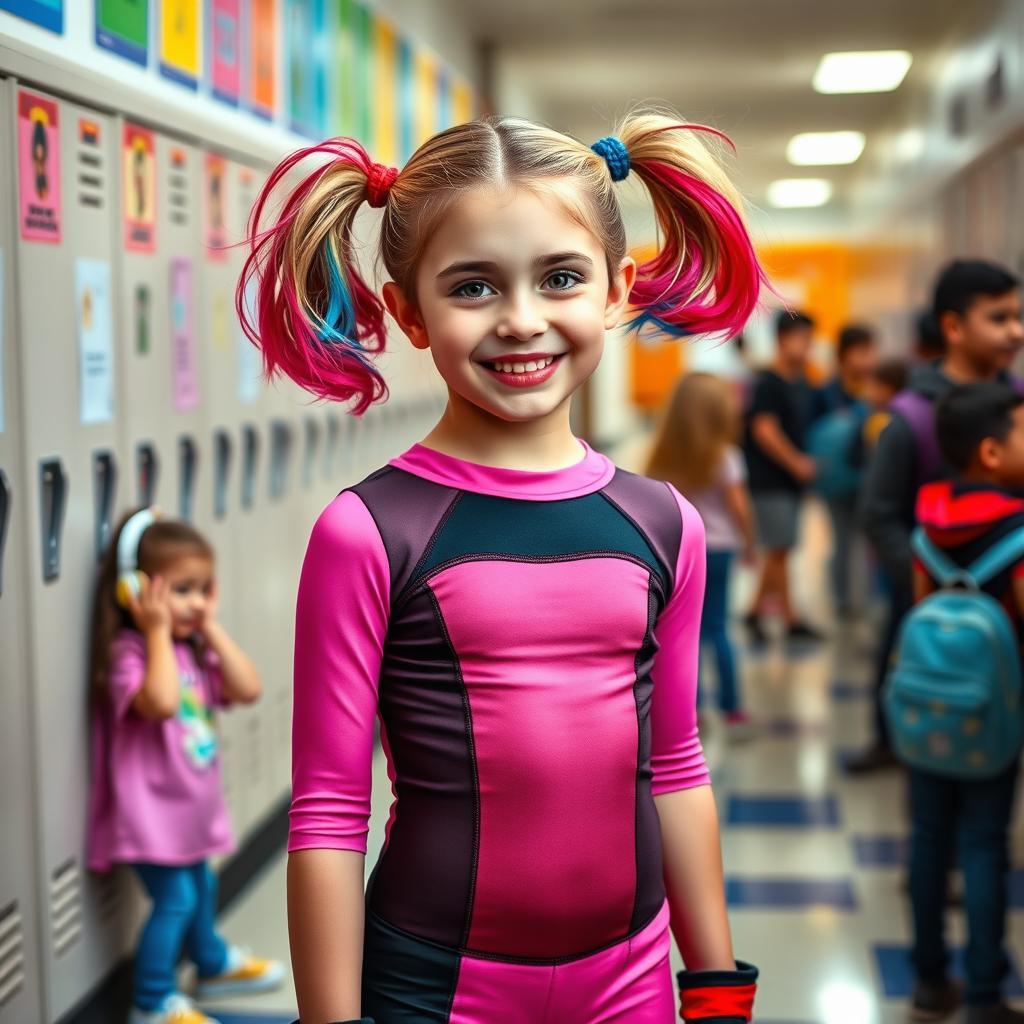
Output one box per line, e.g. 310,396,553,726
317,241,379,376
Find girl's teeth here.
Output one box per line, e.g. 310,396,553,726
524,361,538,371
491,356,557,373
512,363,526,373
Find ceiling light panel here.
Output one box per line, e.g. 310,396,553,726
768,179,833,208
787,131,866,166
813,51,913,94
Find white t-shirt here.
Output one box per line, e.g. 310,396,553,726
687,446,747,552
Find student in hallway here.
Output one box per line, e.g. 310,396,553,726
648,372,757,740
848,259,1024,774
898,384,1024,1023
742,309,820,644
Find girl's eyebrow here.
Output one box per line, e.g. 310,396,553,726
437,251,594,279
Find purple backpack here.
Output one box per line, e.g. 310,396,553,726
890,376,1024,484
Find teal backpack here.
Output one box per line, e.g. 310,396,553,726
883,526,1024,778
806,403,867,498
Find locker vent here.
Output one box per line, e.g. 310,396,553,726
169,149,189,227
0,902,25,1009
96,871,122,923
77,130,105,209
50,859,82,956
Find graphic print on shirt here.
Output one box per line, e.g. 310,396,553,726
179,669,217,769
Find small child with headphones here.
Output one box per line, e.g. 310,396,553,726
86,509,284,1024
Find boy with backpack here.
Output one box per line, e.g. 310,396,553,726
849,259,1024,774
886,383,1024,1023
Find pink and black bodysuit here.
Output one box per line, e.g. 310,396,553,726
289,441,712,1024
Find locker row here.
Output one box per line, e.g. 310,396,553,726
0,71,440,1024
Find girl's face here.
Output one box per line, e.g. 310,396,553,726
161,554,214,640
384,184,635,426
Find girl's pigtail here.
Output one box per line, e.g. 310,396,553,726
237,138,394,414
616,115,767,340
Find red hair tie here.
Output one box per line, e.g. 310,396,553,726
366,162,398,208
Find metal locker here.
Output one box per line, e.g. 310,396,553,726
0,75,44,1024
9,84,130,1020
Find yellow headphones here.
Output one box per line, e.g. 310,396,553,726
116,508,157,609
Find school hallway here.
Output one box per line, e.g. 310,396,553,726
184,488,1023,1024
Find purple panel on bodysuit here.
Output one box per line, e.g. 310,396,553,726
430,557,652,959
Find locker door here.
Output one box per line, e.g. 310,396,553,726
117,127,210,528
10,85,128,1020
0,76,44,1024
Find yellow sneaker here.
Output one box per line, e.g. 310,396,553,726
195,945,285,1000
129,992,221,1024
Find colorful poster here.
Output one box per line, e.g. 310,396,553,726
204,152,229,259
123,123,156,252
0,0,63,33
452,78,474,126
236,277,261,403
354,0,372,144
286,0,327,137
76,259,115,424
18,91,61,244
414,48,437,148
160,0,200,89
95,0,148,65
336,0,358,137
248,0,276,118
372,14,397,165
210,0,240,105
170,258,199,410
398,38,414,162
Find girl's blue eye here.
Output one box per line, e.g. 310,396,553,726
452,280,495,300
545,270,583,291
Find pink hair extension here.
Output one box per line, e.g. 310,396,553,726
236,138,389,414
628,124,768,340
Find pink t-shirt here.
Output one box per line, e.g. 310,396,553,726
87,630,235,871
687,446,747,552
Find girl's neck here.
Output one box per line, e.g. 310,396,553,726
419,392,584,471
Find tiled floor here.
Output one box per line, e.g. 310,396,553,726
195,499,1024,1023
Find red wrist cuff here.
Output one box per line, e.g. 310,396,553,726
679,982,756,1021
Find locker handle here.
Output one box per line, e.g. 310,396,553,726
178,435,198,521
136,442,159,507
269,420,293,501
213,429,232,521
39,458,67,583
241,424,260,511
303,416,321,490
92,450,118,562
0,469,9,596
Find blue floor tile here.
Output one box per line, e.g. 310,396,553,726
211,1014,296,1024
852,834,908,867
726,876,857,910
874,945,1024,997
727,795,842,828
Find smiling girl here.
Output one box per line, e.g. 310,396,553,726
240,115,765,1024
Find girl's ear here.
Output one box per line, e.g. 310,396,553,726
383,281,430,351
604,256,637,331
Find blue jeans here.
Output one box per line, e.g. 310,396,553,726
699,550,740,714
132,862,229,1010
908,762,1020,1004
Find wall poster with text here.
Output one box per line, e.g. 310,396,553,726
17,90,61,244
160,0,200,89
95,0,148,65
210,0,240,105
123,123,156,252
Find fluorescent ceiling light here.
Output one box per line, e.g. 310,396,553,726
787,131,866,166
768,179,833,208
813,51,913,94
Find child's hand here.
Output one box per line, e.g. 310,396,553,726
128,575,172,636
198,579,220,638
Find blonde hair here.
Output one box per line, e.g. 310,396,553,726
646,373,740,492
238,113,764,412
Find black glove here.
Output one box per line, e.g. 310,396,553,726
677,960,758,1022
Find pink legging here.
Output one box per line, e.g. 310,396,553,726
449,901,674,1024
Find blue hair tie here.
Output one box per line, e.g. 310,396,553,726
591,136,630,182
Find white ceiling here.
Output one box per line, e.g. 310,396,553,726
454,0,1004,217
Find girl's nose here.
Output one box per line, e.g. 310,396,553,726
496,291,547,342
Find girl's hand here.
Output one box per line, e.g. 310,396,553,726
198,579,220,638
128,575,172,636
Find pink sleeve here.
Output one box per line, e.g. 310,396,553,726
108,631,147,720
650,485,711,795
288,490,391,854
